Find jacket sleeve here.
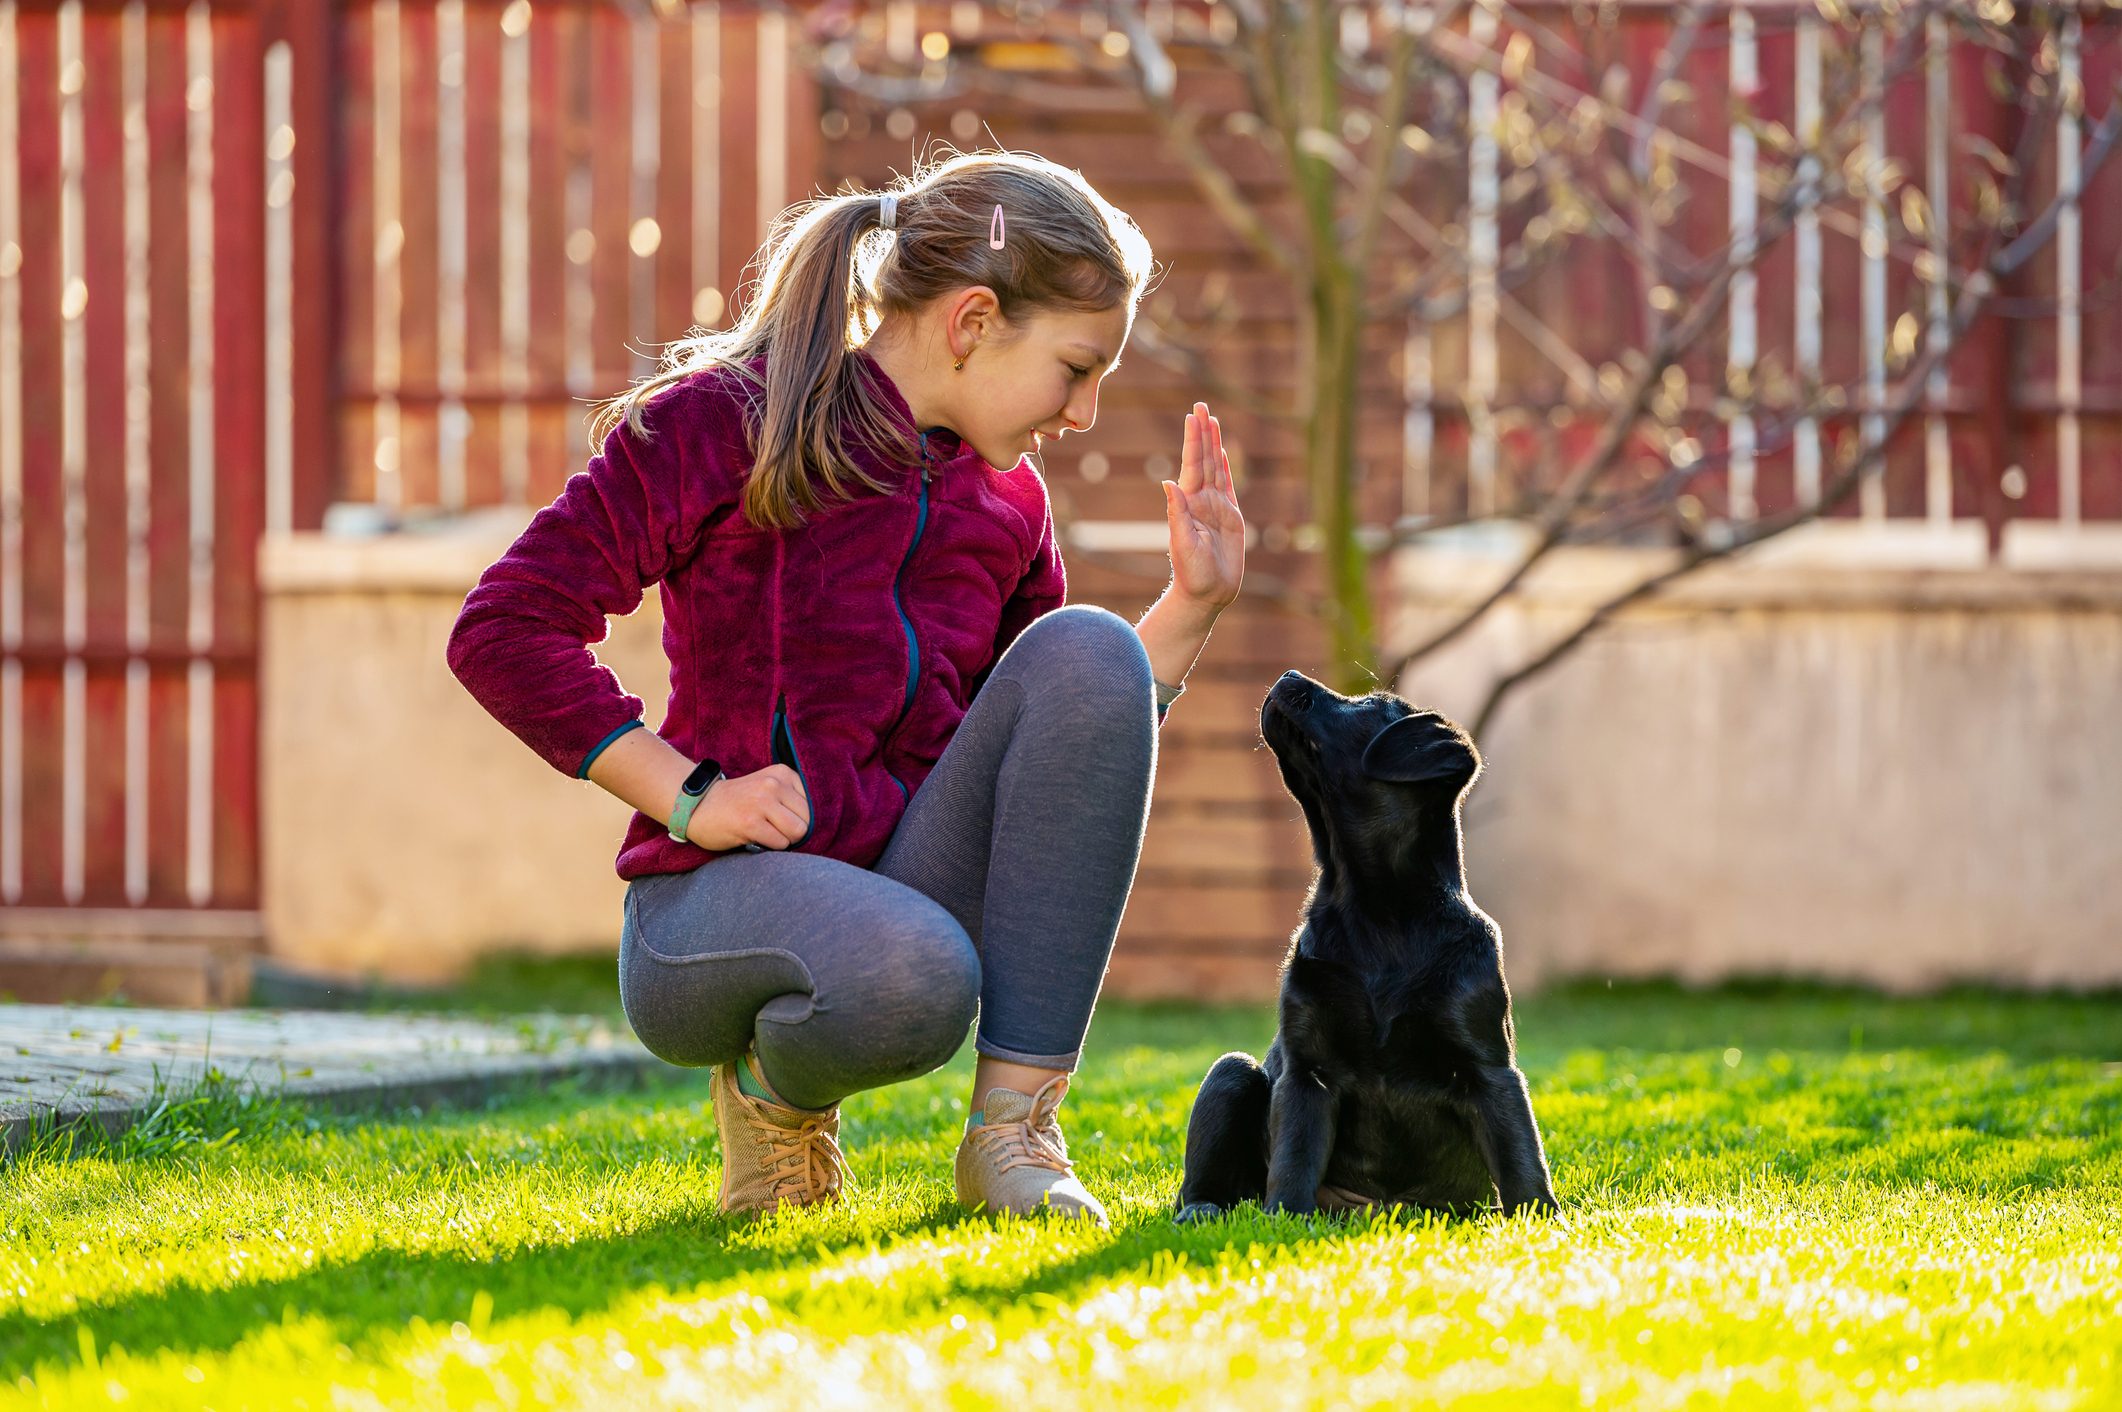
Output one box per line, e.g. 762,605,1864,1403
445,382,723,779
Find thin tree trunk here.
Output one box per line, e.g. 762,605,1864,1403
1310,276,1371,687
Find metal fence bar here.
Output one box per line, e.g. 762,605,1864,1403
264,37,291,535
183,0,215,907
123,0,150,903
0,0,18,905
628,6,658,383
499,0,529,505
372,0,402,512
2058,7,2083,528
437,0,467,511
1467,1,1500,520
1729,5,1758,522
690,4,719,331
58,0,85,902
1859,21,1887,521
1794,8,1823,509
1924,9,1951,528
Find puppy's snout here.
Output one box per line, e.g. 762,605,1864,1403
1272,670,1315,712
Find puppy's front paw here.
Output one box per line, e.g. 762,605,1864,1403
1172,1201,1226,1226
1265,1195,1318,1219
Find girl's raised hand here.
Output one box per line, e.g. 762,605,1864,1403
1164,402,1246,614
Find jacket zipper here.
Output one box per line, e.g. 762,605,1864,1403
770,690,815,845
880,433,932,803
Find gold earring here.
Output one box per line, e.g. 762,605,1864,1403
954,356,966,371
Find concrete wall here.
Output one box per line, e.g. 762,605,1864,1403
1389,524,2122,992
261,515,2122,992
260,514,667,982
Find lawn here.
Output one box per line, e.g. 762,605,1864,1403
3,972,2117,1410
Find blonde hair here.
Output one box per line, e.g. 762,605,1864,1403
589,147,1157,531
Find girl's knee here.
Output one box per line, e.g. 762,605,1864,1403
864,917,981,1074
1012,605,1153,702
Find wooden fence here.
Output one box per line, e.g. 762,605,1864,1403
0,0,815,929
3,0,2117,998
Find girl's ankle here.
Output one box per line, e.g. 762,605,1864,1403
735,1048,834,1114
735,1048,784,1105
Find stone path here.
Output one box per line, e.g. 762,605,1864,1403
1,1004,676,1153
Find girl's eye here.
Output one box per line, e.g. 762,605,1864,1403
1068,365,1091,379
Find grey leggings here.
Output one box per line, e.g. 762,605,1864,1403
617,605,1158,1111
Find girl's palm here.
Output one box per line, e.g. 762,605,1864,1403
1166,402,1246,611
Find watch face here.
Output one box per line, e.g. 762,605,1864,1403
683,759,722,795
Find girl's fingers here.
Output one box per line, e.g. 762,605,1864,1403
1185,401,1211,493
1185,403,1240,503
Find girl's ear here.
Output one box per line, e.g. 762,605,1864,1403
950,285,1004,340
1361,713,1482,789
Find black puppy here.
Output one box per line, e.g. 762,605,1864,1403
1173,670,1559,1222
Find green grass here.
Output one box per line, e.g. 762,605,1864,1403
3,980,2118,1409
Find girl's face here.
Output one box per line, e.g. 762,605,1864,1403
958,303,1133,472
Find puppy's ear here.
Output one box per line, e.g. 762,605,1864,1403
1362,712,1482,787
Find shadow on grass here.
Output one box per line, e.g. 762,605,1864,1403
0,1002,1333,1381
0,1205,936,1379
0,1159,1378,1381
9,983,2119,1380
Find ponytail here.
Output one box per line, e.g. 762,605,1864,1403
590,147,1153,532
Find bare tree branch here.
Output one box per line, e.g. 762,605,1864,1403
1434,1,1958,276
1997,90,2122,274
1378,172,1819,683
1378,10,1941,685
1465,74,2122,740
1465,296,1965,742
1629,0,1713,316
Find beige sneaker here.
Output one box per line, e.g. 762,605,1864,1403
708,1054,851,1218
955,1074,1110,1229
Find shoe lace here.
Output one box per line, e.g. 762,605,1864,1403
967,1102,1074,1177
761,1113,851,1201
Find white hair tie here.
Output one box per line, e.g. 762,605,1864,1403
878,194,898,231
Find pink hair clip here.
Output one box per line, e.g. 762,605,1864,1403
988,202,1006,250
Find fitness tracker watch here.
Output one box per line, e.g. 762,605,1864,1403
667,757,725,843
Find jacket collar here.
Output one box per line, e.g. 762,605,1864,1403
851,346,967,465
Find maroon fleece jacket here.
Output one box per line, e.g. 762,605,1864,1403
446,348,1166,880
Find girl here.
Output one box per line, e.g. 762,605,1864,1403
446,149,1245,1227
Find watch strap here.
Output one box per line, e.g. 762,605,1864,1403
667,763,723,843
